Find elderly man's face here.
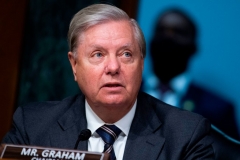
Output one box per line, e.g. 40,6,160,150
69,20,143,110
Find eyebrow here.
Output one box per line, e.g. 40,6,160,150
117,43,135,53
89,44,105,50
89,43,133,51
120,43,132,49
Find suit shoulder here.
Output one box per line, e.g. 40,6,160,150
19,94,82,111
14,94,85,121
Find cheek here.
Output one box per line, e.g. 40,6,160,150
75,65,94,90
125,63,143,87
133,59,143,76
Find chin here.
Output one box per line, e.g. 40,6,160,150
101,96,128,107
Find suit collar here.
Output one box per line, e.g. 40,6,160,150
123,92,165,160
50,92,165,157
58,94,87,131
50,94,88,150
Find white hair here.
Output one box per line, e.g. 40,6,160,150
67,3,146,58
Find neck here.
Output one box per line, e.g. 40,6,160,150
88,101,135,123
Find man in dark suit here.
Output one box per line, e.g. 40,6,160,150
2,4,214,159
148,8,239,140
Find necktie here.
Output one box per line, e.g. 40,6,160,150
96,124,122,160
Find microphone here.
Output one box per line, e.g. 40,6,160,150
74,129,92,149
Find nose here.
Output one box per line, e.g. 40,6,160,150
105,55,120,75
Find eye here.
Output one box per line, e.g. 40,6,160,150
94,52,103,58
123,51,132,57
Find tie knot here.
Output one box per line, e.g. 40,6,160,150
96,124,121,145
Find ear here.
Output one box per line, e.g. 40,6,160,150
68,51,77,81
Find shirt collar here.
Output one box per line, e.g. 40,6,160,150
86,100,137,136
169,72,191,97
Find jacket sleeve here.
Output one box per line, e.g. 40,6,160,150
1,106,29,145
184,118,214,160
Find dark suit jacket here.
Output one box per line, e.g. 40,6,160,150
2,92,214,159
181,83,239,140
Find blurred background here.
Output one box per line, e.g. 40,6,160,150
138,0,240,138
1,0,240,141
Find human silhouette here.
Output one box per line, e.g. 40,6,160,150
147,8,239,140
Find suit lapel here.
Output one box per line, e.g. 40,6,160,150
49,94,88,150
48,92,165,158
123,92,165,160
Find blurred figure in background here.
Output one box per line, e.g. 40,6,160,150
145,8,239,140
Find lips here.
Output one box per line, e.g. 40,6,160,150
102,82,123,88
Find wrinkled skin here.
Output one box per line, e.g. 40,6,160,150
68,20,144,123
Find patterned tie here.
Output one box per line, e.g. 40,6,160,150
96,124,122,160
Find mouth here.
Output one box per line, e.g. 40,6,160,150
102,82,123,88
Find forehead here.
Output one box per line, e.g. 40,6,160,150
80,20,135,42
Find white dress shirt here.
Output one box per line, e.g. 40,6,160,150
86,100,137,160
161,73,191,107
